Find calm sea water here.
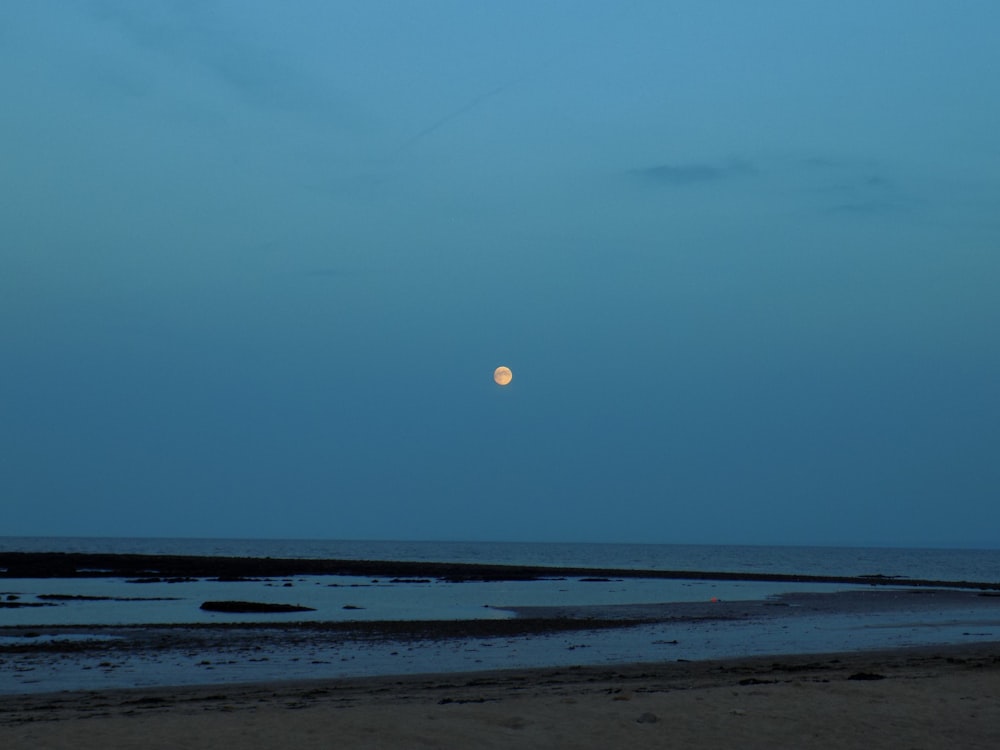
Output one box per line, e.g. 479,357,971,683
2,536,998,581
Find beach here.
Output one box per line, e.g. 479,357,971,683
3,642,999,749
5,587,1000,694
3,546,1000,746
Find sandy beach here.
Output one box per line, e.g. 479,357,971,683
3,642,999,749
4,551,1000,746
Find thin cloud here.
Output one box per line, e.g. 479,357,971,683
862,175,891,188
303,266,391,279
630,159,756,186
796,156,911,216
304,268,354,278
811,175,894,195
85,0,345,118
827,199,908,215
800,155,881,171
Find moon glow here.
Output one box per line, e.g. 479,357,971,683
493,366,513,386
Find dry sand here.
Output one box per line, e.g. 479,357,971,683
3,642,999,749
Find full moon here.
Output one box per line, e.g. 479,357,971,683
493,366,513,386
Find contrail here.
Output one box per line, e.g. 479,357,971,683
389,3,639,158
391,85,508,156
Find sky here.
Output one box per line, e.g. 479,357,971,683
2,1,999,547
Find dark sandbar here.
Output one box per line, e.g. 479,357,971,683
199,601,317,614
2,551,997,590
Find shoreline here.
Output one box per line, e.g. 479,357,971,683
4,588,997,651
9,639,1000,711
4,589,1000,696
3,642,1000,748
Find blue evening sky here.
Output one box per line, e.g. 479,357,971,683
2,1,998,547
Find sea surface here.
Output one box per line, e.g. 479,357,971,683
3,538,999,693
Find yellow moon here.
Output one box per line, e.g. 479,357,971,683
493,366,513,386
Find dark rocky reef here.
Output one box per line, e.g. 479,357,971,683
199,601,317,614
1,551,998,590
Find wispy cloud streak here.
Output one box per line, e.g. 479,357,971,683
630,159,756,186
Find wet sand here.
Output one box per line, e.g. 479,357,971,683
2,642,999,749
4,588,1000,694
